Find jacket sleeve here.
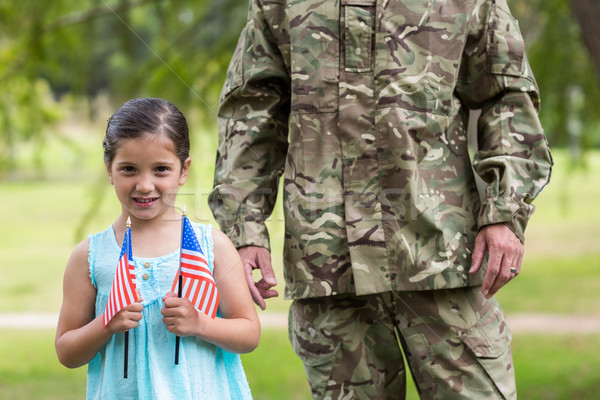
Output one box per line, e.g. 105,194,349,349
456,0,553,242
209,0,290,250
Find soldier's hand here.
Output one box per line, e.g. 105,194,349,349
238,246,278,310
469,224,523,298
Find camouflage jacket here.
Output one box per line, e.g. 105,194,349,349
210,0,553,299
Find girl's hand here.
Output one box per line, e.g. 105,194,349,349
106,290,143,333
161,292,204,337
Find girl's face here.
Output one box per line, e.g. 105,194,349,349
106,133,191,223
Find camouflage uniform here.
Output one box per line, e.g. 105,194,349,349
289,288,515,399
210,0,552,398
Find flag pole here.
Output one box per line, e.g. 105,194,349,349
124,216,131,379
175,205,185,365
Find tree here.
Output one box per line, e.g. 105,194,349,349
2,0,600,177
509,0,600,150
0,0,248,175
570,0,600,81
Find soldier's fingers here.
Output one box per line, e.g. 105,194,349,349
487,254,514,298
250,281,267,310
240,259,266,309
469,232,488,274
513,251,523,276
256,279,279,299
256,250,277,286
482,244,502,297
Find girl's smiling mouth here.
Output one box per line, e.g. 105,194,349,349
133,197,159,207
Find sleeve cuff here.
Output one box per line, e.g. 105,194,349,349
477,196,535,243
220,221,271,251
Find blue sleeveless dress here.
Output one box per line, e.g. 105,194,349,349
86,223,253,400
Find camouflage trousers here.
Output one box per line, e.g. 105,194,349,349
288,286,515,400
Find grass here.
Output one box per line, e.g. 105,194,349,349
0,329,87,400
496,254,600,315
0,329,312,400
512,334,600,400
1,329,599,400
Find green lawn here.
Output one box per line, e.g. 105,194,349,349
1,329,599,400
0,329,312,400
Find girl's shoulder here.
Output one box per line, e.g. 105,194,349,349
86,226,118,258
206,226,238,258
63,237,93,287
69,237,91,265
88,225,116,251
88,225,115,242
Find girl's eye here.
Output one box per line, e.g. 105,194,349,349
156,166,170,173
121,166,136,173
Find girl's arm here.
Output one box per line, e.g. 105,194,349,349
55,239,143,368
162,229,260,354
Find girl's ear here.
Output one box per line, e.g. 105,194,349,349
179,157,191,186
105,161,114,185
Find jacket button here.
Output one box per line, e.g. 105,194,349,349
144,262,151,269
142,273,149,280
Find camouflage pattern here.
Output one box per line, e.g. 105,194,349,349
289,288,515,399
209,0,553,299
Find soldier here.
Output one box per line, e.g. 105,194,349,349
210,0,552,399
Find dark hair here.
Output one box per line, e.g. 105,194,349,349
103,98,190,165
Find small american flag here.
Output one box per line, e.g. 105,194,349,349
172,216,219,318
103,223,137,327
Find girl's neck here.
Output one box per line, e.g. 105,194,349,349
115,206,181,229
113,209,184,258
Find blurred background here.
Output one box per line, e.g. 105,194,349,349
0,0,599,399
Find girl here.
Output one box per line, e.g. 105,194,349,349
55,98,260,399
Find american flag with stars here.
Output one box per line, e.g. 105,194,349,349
103,223,137,327
172,216,219,318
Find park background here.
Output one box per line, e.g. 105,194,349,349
1,0,599,398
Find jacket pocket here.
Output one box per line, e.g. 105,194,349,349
342,0,375,72
460,306,516,399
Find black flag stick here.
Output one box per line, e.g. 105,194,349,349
175,205,186,365
124,330,129,378
124,216,131,378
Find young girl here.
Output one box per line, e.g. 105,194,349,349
55,98,260,399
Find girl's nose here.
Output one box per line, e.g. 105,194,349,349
136,174,154,193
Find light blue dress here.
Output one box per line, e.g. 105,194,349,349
86,223,253,400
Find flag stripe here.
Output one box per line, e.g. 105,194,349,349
180,268,215,282
181,259,208,269
117,262,127,309
181,255,208,265
188,279,200,306
206,290,218,319
181,262,209,272
103,228,138,327
199,285,211,314
172,216,219,319
193,280,207,309
181,249,207,259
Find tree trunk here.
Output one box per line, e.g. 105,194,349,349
570,0,600,81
